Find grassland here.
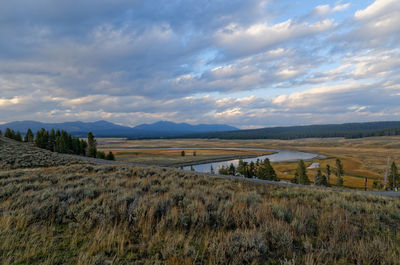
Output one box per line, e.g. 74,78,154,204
107,148,271,167
98,137,400,190
1,136,400,264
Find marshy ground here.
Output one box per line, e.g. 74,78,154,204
98,137,400,190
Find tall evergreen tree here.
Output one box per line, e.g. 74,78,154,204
336,158,344,187
257,158,277,180
388,162,399,188
106,151,115,161
315,169,328,186
294,160,310,185
4,128,13,139
87,132,97,158
48,129,56,151
15,131,23,141
326,164,331,184
228,163,236,175
35,128,49,149
24,129,34,142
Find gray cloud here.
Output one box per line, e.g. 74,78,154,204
0,0,400,127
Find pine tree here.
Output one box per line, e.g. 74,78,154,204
106,151,115,160
315,169,328,186
228,163,236,175
294,160,310,185
35,128,49,149
257,158,277,181
24,129,34,142
388,162,399,188
326,164,331,184
15,131,23,141
87,132,97,158
336,158,344,187
237,159,247,176
4,128,13,139
48,129,56,151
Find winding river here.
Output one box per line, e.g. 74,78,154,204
183,148,323,173
98,147,324,173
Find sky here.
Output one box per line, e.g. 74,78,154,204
1,0,400,129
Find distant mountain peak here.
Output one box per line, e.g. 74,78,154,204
0,120,238,138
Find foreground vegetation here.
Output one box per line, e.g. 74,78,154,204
1,136,400,264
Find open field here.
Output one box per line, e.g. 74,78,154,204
98,137,400,190
107,149,271,167
1,163,399,264
1,136,400,264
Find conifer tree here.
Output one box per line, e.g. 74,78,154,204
388,161,399,188
315,169,328,186
326,164,331,184
294,160,310,185
24,129,34,142
336,158,344,187
87,132,97,158
15,131,22,141
228,163,236,175
48,129,56,151
257,158,277,180
106,151,115,160
4,128,13,139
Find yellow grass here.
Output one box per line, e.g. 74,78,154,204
98,136,400,189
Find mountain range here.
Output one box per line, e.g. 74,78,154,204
0,120,238,138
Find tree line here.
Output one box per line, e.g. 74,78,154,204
178,121,400,140
1,128,115,160
215,157,349,188
218,158,278,181
291,159,344,187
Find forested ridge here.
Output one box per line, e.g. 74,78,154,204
179,121,400,140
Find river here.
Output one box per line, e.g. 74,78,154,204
98,147,324,174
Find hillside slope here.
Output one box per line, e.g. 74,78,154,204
0,138,399,264
0,136,83,170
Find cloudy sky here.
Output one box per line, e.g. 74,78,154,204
1,0,400,128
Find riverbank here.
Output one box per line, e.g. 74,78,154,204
168,152,274,168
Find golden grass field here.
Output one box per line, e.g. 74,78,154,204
1,136,400,264
98,136,400,190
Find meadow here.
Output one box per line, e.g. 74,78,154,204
1,164,399,264
1,136,400,264
98,137,400,190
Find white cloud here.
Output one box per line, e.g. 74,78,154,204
215,19,335,57
314,3,350,16
354,0,398,20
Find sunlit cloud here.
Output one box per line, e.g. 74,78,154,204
0,0,399,127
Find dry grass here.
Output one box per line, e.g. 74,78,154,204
1,137,400,264
98,137,400,189
1,164,399,264
0,136,83,170
112,149,270,167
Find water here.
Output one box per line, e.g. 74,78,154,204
98,147,322,174
182,149,322,173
